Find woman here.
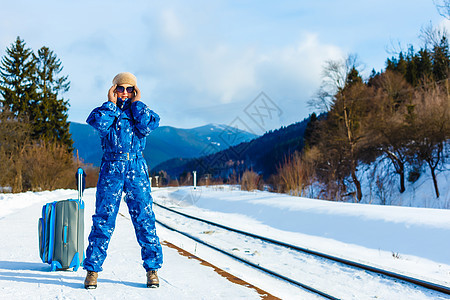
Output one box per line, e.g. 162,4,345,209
83,72,163,289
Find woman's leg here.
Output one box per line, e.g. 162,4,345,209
124,158,163,271
83,160,125,272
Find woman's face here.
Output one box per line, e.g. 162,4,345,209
115,84,134,99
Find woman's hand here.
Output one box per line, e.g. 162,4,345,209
108,84,117,104
131,85,141,102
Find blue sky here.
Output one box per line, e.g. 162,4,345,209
1,0,448,134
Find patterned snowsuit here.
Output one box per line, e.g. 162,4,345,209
83,98,163,272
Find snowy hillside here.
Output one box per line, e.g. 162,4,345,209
301,158,450,208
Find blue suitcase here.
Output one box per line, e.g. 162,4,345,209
38,168,85,271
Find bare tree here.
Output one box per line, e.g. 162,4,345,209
308,54,361,112
0,109,80,192
240,169,261,191
0,109,31,192
434,0,450,19
366,70,414,193
277,151,316,196
309,54,372,202
419,22,448,49
22,140,76,191
412,80,449,198
336,81,375,202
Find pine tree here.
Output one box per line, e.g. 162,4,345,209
303,112,318,147
345,67,363,88
0,38,73,151
0,37,75,191
35,46,72,150
417,49,433,81
0,37,37,116
386,52,407,77
397,52,408,76
405,46,418,86
432,35,450,81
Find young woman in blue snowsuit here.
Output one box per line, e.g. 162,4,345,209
83,72,163,289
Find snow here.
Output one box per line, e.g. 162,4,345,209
0,184,449,299
355,157,449,209
153,186,450,286
0,189,263,299
0,189,74,219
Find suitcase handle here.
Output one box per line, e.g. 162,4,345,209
76,168,85,209
77,168,84,202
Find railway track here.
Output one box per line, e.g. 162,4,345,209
154,201,450,299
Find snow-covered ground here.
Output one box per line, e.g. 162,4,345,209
153,186,450,283
348,158,449,208
0,184,449,299
0,188,270,299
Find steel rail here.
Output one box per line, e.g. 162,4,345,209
155,217,339,300
154,201,450,296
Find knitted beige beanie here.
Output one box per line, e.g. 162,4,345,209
112,72,137,86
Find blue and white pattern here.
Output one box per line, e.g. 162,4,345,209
83,99,163,272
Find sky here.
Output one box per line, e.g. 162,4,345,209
1,0,449,134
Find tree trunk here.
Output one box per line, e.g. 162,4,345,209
429,163,440,198
385,150,406,193
343,101,362,202
351,167,362,202
399,163,405,193
13,165,23,193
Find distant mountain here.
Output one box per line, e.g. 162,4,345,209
69,122,258,168
151,115,315,178
70,122,102,165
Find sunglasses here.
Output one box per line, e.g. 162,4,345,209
116,86,134,93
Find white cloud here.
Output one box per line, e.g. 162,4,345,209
160,9,185,40
258,33,343,93
438,18,450,32
2,0,444,130
138,30,344,129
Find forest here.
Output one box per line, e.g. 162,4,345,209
0,24,448,202
277,25,449,202
0,37,80,192
154,25,449,203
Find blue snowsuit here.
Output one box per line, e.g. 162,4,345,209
83,98,163,272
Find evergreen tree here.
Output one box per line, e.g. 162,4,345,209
417,49,433,81
345,67,363,88
405,46,418,86
367,69,382,87
432,36,450,81
303,112,318,147
34,46,72,150
0,37,37,116
386,57,396,71
386,52,407,77
0,38,73,151
386,37,449,86
397,52,408,76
